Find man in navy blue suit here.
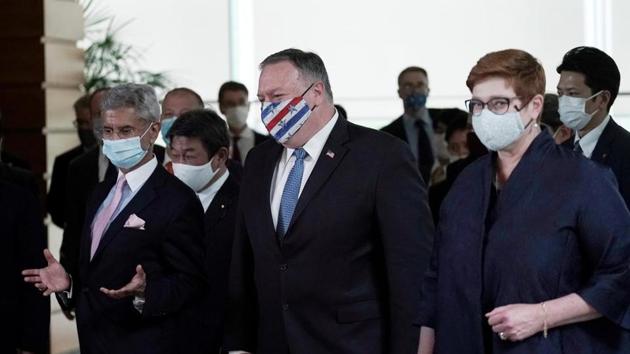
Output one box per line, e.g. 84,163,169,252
224,49,434,354
24,83,206,354
557,46,630,207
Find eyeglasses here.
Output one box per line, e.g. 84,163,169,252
464,97,530,116
98,119,152,140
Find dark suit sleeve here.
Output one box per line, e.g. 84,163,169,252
47,155,67,228
142,192,207,317
17,187,51,352
60,161,84,288
223,208,258,352
374,139,435,352
575,168,630,329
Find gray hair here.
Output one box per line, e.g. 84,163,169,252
260,48,333,101
101,83,161,123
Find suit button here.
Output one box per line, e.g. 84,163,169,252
282,304,289,311
280,264,288,271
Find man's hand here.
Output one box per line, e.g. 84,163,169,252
100,264,146,299
22,249,70,296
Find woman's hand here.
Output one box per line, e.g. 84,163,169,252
486,303,544,341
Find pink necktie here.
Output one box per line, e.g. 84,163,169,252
91,174,126,258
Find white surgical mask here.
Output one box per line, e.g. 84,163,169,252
558,91,602,130
225,105,250,129
172,158,218,192
472,109,533,151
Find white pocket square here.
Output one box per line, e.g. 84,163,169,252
124,213,146,230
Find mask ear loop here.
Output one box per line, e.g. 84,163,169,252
300,82,318,112
515,97,540,131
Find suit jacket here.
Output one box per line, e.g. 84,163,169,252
61,146,165,284
182,173,240,353
225,117,435,354
591,118,630,208
254,131,269,146
59,161,204,354
418,132,630,353
0,162,39,197
0,181,50,353
48,144,85,228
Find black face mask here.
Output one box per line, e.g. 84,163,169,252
78,129,97,149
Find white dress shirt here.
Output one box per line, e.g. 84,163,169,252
575,115,610,159
91,156,158,234
197,170,229,212
269,112,339,229
230,126,256,163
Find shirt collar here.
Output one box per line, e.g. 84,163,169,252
403,108,432,126
283,110,339,164
118,155,158,193
575,115,610,158
197,170,230,211
230,126,254,139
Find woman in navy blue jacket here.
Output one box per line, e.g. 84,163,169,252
417,49,630,353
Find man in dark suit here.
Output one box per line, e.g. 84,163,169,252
48,94,97,228
24,83,206,353
167,109,240,353
218,81,268,164
380,66,466,184
556,46,630,207
1,180,50,354
224,49,434,354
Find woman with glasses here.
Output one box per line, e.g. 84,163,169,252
416,49,630,353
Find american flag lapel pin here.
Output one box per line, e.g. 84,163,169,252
326,150,335,159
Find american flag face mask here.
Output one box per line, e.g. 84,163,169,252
260,83,315,144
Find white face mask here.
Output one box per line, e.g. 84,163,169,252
472,109,533,152
558,91,602,130
225,105,249,128
172,157,218,192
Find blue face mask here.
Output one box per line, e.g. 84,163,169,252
404,93,427,111
102,123,153,169
160,116,177,145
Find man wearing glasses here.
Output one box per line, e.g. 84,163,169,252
24,83,207,353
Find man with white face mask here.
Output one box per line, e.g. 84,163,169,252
167,109,239,353
218,81,268,164
556,46,630,207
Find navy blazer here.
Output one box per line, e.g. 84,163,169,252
47,144,85,228
418,132,630,353
591,118,630,208
62,162,206,354
61,146,164,286
225,117,435,354
180,173,240,353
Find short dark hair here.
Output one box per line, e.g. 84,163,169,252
398,66,428,87
556,46,620,110
540,93,561,130
73,94,91,114
167,109,229,158
218,81,248,105
164,87,204,108
260,48,333,101
445,115,469,142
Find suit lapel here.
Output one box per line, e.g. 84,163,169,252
79,175,116,271
89,166,164,263
205,175,237,228
591,118,617,163
285,118,350,237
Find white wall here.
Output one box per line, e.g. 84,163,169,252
101,0,629,129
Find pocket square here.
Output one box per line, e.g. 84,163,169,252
124,213,146,230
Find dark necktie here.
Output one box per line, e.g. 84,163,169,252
574,139,583,154
415,120,434,183
232,136,242,163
